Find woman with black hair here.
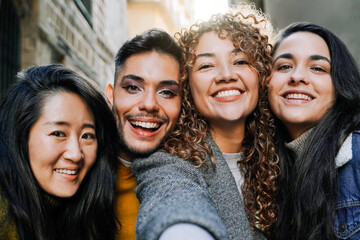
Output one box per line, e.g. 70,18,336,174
0,64,119,240
268,22,360,240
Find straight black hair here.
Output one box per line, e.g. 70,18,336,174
114,28,182,83
0,64,120,239
272,22,360,240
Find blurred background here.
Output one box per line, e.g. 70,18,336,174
1,0,359,96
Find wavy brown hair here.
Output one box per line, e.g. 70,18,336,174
163,3,279,236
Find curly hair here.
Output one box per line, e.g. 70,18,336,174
163,3,279,235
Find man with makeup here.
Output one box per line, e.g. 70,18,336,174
107,28,228,240
105,29,182,240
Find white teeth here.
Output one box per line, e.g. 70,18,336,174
215,90,241,98
55,169,78,175
286,93,312,101
132,121,160,129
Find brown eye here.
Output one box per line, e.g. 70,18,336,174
277,65,292,71
82,133,96,140
235,60,249,65
198,64,213,70
50,131,66,137
123,85,141,93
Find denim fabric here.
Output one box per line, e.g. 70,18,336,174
335,130,360,239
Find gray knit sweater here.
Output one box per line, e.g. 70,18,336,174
132,136,265,240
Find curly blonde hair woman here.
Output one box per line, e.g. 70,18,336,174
164,3,278,236
132,3,278,240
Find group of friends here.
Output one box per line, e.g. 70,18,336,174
1,2,360,240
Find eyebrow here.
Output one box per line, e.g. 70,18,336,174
273,53,293,64
121,74,144,83
195,48,242,59
274,53,331,65
195,53,214,59
121,74,179,87
44,121,95,129
232,48,242,54
158,80,179,87
309,54,331,63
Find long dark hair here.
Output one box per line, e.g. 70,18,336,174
272,23,360,240
0,64,119,240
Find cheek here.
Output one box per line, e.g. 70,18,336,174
84,144,98,169
189,80,207,112
267,80,281,103
189,73,208,96
163,98,181,125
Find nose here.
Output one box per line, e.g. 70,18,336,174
289,66,309,85
215,63,237,83
138,90,160,113
63,137,83,162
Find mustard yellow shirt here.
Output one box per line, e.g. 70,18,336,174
115,161,139,240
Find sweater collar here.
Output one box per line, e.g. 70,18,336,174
285,128,313,161
285,128,353,168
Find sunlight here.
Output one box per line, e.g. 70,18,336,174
193,0,229,22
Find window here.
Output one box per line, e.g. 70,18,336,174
0,0,21,97
74,0,93,27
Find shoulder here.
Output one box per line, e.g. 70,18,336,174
132,151,198,172
132,151,205,186
0,192,18,239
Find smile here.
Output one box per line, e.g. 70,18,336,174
214,90,242,98
130,120,161,132
285,93,313,101
54,169,79,175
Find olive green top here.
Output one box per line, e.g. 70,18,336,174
0,193,19,240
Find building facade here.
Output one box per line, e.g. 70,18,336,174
0,0,128,96
127,0,194,37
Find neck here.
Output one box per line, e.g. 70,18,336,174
286,123,314,140
209,122,245,153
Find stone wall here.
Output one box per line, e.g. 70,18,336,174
18,0,128,89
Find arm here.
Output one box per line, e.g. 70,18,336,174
159,223,215,240
132,151,228,240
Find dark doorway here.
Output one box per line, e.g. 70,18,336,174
0,0,21,98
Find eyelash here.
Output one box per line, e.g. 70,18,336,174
50,131,66,137
311,67,326,72
277,65,292,71
50,131,96,140
235,60,249,65
123,85,141,93
158,89,177,98
82,133,96,140
198,64,213,70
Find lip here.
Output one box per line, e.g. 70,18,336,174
54,167,80,181
281,90,315,104
211,87,244,103
128,117,165,138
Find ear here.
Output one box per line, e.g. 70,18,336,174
105,84,114,109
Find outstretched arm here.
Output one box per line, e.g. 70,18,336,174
132,151,228,240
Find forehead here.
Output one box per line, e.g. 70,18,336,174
117,51,180,84
39,92,93,120
275,32,330,59
195,31,235,53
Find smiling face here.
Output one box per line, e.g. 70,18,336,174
106,51,181,160
268,32,336,139
189,31,259,130
28,92,97,198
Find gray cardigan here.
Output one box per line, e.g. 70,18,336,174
132,136,265,240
